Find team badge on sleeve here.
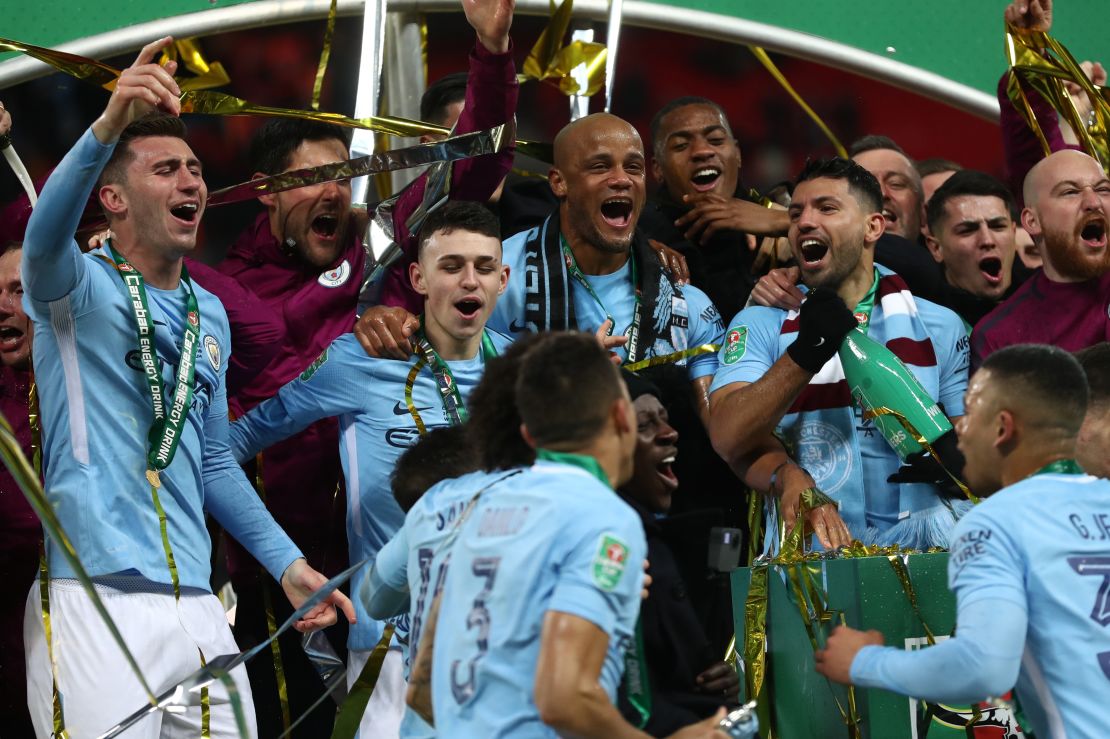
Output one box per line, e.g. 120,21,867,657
300,348,329,380
203,335,221,370
592,533,630,590
723,326,748,365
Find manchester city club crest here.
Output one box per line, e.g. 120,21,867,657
795,420,853,493
317,259,351,288
203,334,221,371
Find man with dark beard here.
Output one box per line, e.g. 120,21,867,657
971,150,1110,368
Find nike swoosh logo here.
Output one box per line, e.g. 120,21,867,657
814,337,825,347
393,401,432,416
508,319,532,334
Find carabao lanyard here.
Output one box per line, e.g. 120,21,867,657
850,268,881,334
408,318,498,431
560,236,643,363
1031,459,1084,476
108,242,200,488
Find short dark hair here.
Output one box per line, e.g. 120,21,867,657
421,72,469,126
391,425,478,512
916,157,963,179
249,119,351,176
515,332,625,448
980,344,1089,435
649,96,731,158
795,157,883,214
416,201,501,259
1075,343,1110,407
849,134,909,159
925,170,1016,234
99,113,189,187
466,333,547,471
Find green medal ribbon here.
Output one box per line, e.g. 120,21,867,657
108,242,201,486
107,243,211,731
406,320,497,433
1032,458,1085,476
849,268,880,334
559,236,643,363
536,447,610,487
622,616,653,728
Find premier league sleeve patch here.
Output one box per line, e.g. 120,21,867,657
723,325,748,364
203,334,221,371
592,533,630,591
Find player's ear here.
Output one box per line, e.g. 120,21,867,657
253,173,276,208
995,408,1018,451
519,423,539,450
410,261,429,296
498,265,509,296
549,167,567,199
612,396,635,436
98,184,127,218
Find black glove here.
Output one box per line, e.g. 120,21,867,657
886,429,968,499
786,288,857,373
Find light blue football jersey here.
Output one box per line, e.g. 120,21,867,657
371,468,516,738
430,457,647,737
22,127,300,591
230,331,511,649
946,469,1110,738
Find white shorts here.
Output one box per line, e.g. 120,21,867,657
24,580,256,739
347,645,406,739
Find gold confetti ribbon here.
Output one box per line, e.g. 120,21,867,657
330,624,397,739
159,38,231,92
862,406,977,503
749,46,848,159
0,36,553,163
405,357,430,436
30,382,68,737
1005,25,1110,169
520,0,608,97
206,124,509,207
311,0,339,110
253,453,292,733
622,343,719,373
0,411,160,707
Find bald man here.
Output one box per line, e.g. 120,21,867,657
816,344,1110,739
494,113,725,420
971,150,1110,368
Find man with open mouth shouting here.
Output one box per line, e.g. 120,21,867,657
20,38,353,738
708,158,971,552
923,170,1021,328
972,149,1110,369
228,201,512,737
491,113,725,426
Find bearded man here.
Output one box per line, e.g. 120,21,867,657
971,150,1110,369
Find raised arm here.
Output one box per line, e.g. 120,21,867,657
24,38,181,302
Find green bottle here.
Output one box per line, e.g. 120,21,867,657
838,329,953,461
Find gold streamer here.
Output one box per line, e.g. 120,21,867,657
30,381,68,736
330,625,397,739
862,406,977,503
405,357,430,436
159,38,231,92
0,411,159,705
519,0,608,97
0,36,553,163
311,0,339,110
749,46,848,159
253,453,292,733
622,343,720,373
1005,26,1110,169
